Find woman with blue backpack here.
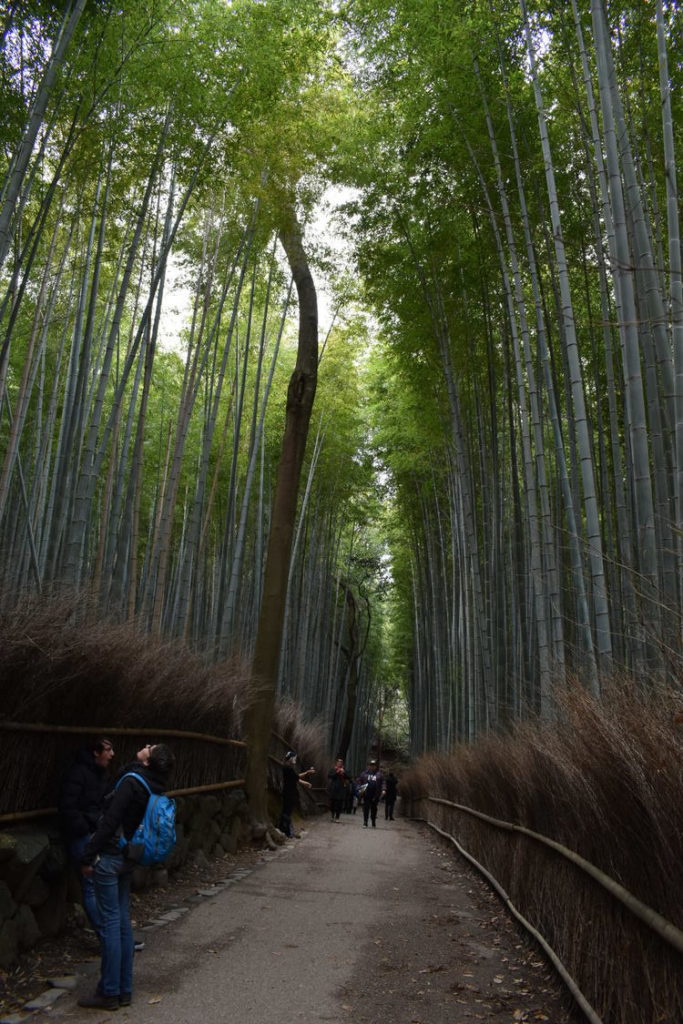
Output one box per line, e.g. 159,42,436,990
78,742,175,1012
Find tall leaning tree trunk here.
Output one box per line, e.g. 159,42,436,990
244,206,318,831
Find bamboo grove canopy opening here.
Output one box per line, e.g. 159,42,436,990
0,0,682,760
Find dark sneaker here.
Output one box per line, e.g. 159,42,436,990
119,993,132,1007
78,993,119,1011
134,939,145,952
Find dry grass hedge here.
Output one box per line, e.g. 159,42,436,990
0,590,324,818
399,680,683,1024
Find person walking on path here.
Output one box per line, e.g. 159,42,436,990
358,758,384,828
279,750,314,838
327,756,351,821
384,771,398,820
59,737,115,945
78,743,175,1012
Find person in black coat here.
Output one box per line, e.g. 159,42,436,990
78,743,175,1012
357,759,385,828
384,771,398,820
279,750,314,838
327,756,350,822
59,737,115,940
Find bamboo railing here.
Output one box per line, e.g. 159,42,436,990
0,720,295,824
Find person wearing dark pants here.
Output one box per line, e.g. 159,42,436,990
59,737,115,945
279,750,314,838
327,756,350,821
358,759,384,828
384,771,398,820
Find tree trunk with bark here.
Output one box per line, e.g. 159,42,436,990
244,205,318,831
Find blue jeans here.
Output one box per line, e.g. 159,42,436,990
69,836,103,940
93,853,134,999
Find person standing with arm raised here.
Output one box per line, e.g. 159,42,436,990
279,750,314,838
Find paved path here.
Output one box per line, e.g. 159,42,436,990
44,815,577,1024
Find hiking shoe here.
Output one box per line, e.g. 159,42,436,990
119,993,132,1007
78,993,119,1011
134,939,145,952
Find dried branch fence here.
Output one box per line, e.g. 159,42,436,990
427,796,683,954
0,720,300,823
411,795,683,1024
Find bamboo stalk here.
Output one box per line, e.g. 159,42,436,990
0,806,59,824
0,720,246,747
168,779,246,797
0,779,248,824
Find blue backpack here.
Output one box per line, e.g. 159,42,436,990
116,772,176,866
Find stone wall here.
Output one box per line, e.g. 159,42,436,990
0,788,252,970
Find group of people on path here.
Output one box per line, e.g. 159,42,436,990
278,751,399,838
327,756,399,827
59,736,175,1012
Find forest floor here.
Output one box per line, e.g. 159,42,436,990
1,815,581,1024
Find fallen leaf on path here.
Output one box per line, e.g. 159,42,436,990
148,996,163,1004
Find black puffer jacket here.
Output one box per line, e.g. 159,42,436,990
82,763,167,864
59,748,110,840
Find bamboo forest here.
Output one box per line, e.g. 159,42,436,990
1,0,682,766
